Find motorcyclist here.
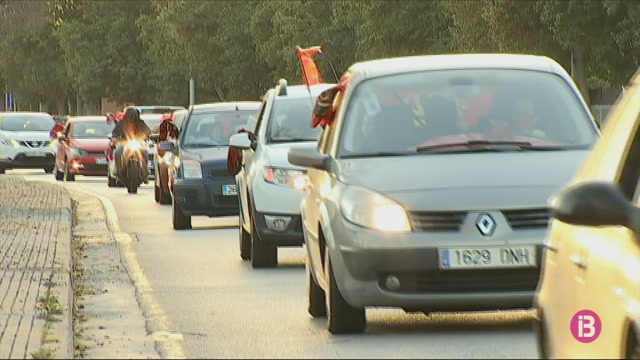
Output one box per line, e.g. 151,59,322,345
110,106,152,184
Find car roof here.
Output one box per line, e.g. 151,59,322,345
349,53,568,79
272,84,336,98
67,116,108,122
0,112,53,117
191,101,261,113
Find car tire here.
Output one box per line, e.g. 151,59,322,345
43,166,54,174
627,328,640,359
172,197,192,230
65,162,75,182
0,167,5,174
325,249,366,334
239,214,251,261
307,260,326,317
107,173,116,187
159,185,172,205
250,206,277,268
54,163,64,181
154,182,160,202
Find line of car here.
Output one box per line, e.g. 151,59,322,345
2,52,637,358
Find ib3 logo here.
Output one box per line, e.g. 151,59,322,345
570,309,602,343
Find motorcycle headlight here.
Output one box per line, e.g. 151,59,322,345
182,159,202,179
340,186,412,232
127,140,142,151
72,148,88,156
263,167,305,187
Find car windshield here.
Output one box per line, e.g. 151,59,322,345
0,114,55,132
141,115,163,134
182,110,257,147
338,69,598,157
267,98,320,143
71,121,115,138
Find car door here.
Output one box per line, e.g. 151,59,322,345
562,80,640,357
238,97,268,227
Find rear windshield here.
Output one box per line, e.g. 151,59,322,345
182,110,257,147
0,114,55,132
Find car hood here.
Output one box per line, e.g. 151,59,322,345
336,150,589,211
70,138,110,151
265,142,317,169
0,131,52,141
179,146,229,164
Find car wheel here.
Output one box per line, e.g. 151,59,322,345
172,197,192,230
154,182,160,202
54,163,64,181
325,249,366,334
107,172,116,187
0,167,5,174
65,162,75,182
627,328,640,359
239,214,251,261
159,184,172,205
43,165,54,174
250,206,277,268
307,260,326,317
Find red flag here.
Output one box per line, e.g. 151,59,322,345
296,45,324,87
311,74,351,128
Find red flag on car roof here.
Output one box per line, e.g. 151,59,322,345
296,45,324,87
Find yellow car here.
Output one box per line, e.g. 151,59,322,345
534,70,640,358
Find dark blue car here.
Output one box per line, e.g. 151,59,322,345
158,101,261,230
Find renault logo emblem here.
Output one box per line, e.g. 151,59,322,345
476,214,496,236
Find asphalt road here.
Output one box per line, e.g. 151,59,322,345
20,170,540,359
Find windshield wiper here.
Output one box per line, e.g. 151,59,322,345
270,137,316,143
342,151,411,158
416,140,534,152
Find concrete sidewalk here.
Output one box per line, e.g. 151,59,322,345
0,176,73,359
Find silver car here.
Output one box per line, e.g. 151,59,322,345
0,112,57,174
288,53,600,334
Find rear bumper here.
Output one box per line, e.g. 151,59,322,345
173,178,238,217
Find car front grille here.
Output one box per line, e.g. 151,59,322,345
502,208,550,229
378,267,540,294
409,211,467,232
18,140,51,148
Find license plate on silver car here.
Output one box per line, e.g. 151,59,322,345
439,246,537,269
222,184,237,196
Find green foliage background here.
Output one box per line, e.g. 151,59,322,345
1,0,638,113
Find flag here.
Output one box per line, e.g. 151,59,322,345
296,45,324,87
311,74,351,128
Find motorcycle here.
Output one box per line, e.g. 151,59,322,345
109,137,149,194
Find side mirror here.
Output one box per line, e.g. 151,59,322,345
149,134,159,143
157,141,175,152
288,145,331,171
229,133,252,150
549,181,640,233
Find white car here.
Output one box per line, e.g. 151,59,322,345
228,79,334,268
0,112,57,174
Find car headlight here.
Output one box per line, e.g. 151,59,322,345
182,159,202,179
340,186,412,232
162,152,173,164
71,148,89,156
263,167,305,187
8,139,20,147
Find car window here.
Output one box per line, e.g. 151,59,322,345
141,115,163,133
0,114,55,132
266,98,320,143
182,110,257,147
338,69,598,157
70,122,116,138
